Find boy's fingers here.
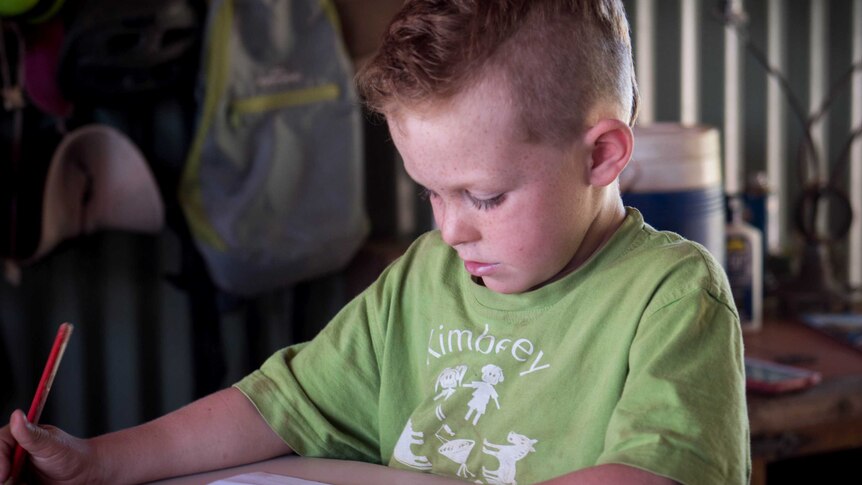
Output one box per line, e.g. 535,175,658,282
9,410,52,456
1,419,14,448
2,411,21,448
0,419,10,482
1,411,25,483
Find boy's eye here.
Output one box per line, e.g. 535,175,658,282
419,187,504,211
468,193,504,211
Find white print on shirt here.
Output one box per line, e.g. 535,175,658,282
435,424,476,479
392,419,432,471
435,365,468,401
426,324,550,376
481,432,538,485
464,364,504,425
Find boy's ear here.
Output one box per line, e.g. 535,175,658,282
583,119,633,187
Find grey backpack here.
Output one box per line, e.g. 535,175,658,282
180,0,368,296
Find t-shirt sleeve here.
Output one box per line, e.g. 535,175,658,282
595,288,751,485
233,284,387,463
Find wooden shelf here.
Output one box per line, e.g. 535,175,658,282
744,319,862,484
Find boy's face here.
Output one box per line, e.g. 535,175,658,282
390,79,606,294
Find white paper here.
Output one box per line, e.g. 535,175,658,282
208,472,331,485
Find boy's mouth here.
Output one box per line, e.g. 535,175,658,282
463,260,499,277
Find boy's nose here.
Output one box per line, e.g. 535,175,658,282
437,205,479,247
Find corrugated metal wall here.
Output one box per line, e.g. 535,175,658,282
0,227,353,437
625,0,861,282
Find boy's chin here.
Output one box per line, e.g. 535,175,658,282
476,276,535,295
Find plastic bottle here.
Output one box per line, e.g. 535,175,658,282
726,196,763,332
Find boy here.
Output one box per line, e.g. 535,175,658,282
1,1,749,484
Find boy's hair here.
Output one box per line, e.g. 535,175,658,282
356,0,639,147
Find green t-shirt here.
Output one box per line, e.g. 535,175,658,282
236,208,750,485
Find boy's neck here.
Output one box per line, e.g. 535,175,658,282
540,200,627,289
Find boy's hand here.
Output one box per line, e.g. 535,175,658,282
2,388,292,484
1,418,14,481
1,410,98,485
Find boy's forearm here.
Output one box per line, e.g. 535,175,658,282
538,464,678,485
93,387,292,484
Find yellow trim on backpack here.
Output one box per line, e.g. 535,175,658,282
228,84,340,127
319,0,341,35
179,0,233,251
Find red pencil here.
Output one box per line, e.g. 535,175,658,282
8,322,74,483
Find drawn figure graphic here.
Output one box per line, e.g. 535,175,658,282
393,419,432,470
434,365,468,401
435,424,476,479
464,364,504,425
481,432,538,485
435,404,446,421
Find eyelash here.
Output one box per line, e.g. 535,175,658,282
418,188,504,211
469,193,504,210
